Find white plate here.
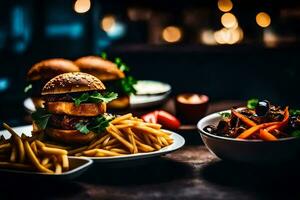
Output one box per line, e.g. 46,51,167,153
0,157,93,180
130,92,170,109
87,130,185,163
130,80,171,109
133,80,171,95
0,126,185,163
0,125,33,140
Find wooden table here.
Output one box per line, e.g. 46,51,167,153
2,100,300,200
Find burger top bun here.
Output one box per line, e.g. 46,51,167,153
74,56,125,81
42,72,106,95
27,58,79,81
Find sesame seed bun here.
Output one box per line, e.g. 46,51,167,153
27,58,79,81
42,72,106,95
74,56,125,81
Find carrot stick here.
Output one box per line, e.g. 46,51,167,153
232,110,257,127
237,122,278,139
266,107,289,132
259,129,277,141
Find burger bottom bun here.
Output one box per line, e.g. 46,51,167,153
107,95,130,109
45,128,96,144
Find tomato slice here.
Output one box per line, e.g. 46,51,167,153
141,111,158,124
157,110,181,130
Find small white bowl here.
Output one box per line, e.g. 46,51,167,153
197,110,300,164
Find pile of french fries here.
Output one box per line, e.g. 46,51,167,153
0,123,69,174
0,113,174,174
68,113,174,157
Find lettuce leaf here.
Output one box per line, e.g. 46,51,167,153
31,108,52,130
72,92,118,106
75,115,114,134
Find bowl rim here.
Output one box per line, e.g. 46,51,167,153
197,109,298,143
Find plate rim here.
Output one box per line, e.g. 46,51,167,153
86,130,185,162
0,156,93,176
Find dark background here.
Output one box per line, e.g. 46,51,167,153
0,0,299,125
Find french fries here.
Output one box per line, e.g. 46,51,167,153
1,113,174,170
68,113,174,157
0,123,70,174
40,146,68,155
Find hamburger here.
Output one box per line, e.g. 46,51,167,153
32,72,117,144
74,56,137,109
26,58,80,108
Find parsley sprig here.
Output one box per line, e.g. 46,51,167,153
75,115,114,134
119,76,137,95
247,99,259,109
101,52,130,72
101,52,137,94
115,57,130,72
219,112,231,119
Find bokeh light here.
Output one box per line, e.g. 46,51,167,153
74,0,91,14
214,27,243,45
221,13,237,28
0,78,9,92
101,15,116,32
218,0,233,12
200,30,217,45
106,22,126,39
263,29,278,47
162,26,182,43
256,12,271,28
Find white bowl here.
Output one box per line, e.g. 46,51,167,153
197,110,300,164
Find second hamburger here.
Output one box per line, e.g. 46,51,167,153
74,56,137,109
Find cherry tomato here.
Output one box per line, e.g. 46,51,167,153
141,111,158,123
157,110,181,130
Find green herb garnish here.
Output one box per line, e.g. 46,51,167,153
75,122,90,134
291,130,300,138
75,115,114,134
31,108,52,130
119,76,137,95
24,84,32,93
219,112,231,119
101,52,107,59
115,57,130,72
73,92,118,106
290,109,300,116
247,99,259,109
100,53,137,94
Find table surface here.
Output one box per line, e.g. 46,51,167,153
1,100,300,200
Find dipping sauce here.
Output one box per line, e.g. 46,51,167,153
175,93,209,124
177,94,209,104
